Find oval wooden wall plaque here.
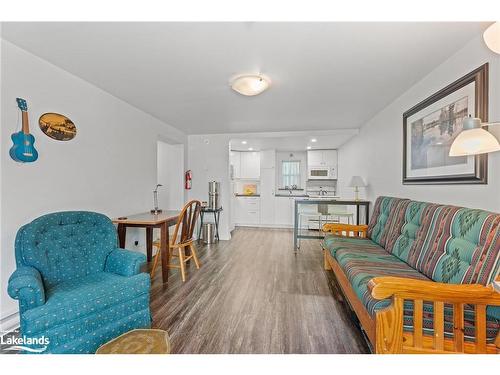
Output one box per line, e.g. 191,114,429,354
39,112,77,141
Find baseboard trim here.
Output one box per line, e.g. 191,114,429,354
234,224,294,229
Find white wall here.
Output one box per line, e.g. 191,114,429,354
157,141,185,210
0,40,187,330
187,134,232,240
338,35,500,212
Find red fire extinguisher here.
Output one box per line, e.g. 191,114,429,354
185,170,192,190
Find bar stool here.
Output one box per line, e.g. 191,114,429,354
328,205,354,224
151,200,202,282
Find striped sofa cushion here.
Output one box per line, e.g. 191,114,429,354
328,236,499,343
406,205,500,285
367,196,410,252
390,201,441,263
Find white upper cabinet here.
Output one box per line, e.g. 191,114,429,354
260,149,276,169
240,152,261,179
307,150,337,167
307,150,324,166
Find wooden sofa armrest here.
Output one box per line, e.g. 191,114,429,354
368,276,500,304
322,223,368,238
367,276,500,354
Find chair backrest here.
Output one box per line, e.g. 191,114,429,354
170,200,201,246
15,211,117,288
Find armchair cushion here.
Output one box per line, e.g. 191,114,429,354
105,249,146,277
7,266,45,311
15,211,117,289
21,272,150,336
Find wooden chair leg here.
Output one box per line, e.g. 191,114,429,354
150,247,161,279
190,244,201,269
178,248,187,282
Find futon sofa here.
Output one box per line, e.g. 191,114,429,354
7,211,151,354
322,196,500,354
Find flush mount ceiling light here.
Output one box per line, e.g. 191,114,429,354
483,22,500,54
311,138,317,143
231,74,270,96
241,140,247,144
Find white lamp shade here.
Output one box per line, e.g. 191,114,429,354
231,74,270,96
449,128,500,156
483,22,500,54
348,176,366,187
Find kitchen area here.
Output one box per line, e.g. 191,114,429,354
228,135,367,235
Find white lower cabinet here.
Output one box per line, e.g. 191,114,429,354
274,197,295,227
259,168,275,225
235,197,261,225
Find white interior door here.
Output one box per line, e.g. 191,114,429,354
157,141,185,210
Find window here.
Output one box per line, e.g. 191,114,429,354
282,160,301,188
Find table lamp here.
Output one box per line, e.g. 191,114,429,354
348,176,366,201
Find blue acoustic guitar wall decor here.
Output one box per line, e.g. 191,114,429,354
9,98,39,163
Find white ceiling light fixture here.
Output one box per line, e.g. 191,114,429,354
248,147,254,151
241,140,247,144
307,146,312,150
231,74,270,96
449,116,500,156
311,138,317,143
483,22,500,54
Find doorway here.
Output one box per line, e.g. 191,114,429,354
157,140,185,211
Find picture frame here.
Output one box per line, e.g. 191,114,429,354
402,63,488,185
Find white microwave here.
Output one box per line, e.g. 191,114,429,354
308,166,336,180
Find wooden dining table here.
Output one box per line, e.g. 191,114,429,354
112,211,180,283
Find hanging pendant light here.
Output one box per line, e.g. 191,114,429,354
449,116,500,156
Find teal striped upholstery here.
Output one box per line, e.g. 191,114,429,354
367,196,410,251
322,196,500,344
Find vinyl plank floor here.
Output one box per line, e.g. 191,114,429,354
149,227,370,354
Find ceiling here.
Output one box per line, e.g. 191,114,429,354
229,131,357,151
1,22,489,135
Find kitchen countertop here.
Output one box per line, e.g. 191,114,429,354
295,198,369,203
275,194,309,197
234,194,260,197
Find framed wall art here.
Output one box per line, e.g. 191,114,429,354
39,112,77,141
403,63,488,184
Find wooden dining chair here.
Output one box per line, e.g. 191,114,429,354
151,200,202,282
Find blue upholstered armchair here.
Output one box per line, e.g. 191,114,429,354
7,211,151,354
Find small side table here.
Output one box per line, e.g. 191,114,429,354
198,206,222,242
96,329,170,354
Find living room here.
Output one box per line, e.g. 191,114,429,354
1,0,500,373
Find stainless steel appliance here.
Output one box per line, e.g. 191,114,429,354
208,181,221,209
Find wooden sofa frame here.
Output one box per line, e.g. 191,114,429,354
322,223,500,354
